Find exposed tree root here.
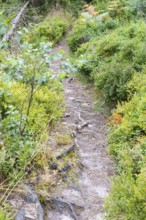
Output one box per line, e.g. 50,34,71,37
56,144,76,160
47,197,84,220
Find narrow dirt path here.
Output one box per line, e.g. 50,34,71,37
47,39,114,220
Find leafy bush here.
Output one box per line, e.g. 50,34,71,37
106,168,146,220
92,0,110,11
42,0,85,16
128,0,146,18
67,18,98,53
94,61,134,103
28,12,70,46
0,87,63,179
106,69,146,219
70,20,146,103
0,38,63,182
67,13,118,53
106,67,146,216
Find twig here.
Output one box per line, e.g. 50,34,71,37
76,122,89,132
75,112,89,131
74,138,79,148
77,112,85,124
56,144,76,160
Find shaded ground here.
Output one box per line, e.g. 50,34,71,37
46,39,114,220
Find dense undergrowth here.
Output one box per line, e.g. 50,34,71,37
0,0,146,219
67,0,146,219
106,68,146,219
27,10,71,46
0,1,73,218
0,39,63,180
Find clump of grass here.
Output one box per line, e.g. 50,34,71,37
56,133,71,146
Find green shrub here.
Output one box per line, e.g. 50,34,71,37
67,14,118,53
94,61,134,103
28,12,70,46
0,39,64,182
106,168,146,220
0,82,63,179
71,20,146,103
67,17,99,53
108,78,146,158
47,0,85,16
128,0,146,18
106,69,146,219
92,0,110,11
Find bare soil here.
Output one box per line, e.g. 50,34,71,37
46,39,114,220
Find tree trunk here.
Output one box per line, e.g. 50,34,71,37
2,1,30,42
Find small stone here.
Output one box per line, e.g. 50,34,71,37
69,97,75,101
88,124,93,128
62,164,71,172
72,131,77,137
25,214,36,220
81,103,89,108
50,162,58,170
64,113,70,117
77,125,82,130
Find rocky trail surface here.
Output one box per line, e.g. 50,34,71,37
46,39,114,220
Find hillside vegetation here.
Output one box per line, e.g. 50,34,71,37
67,0,146,219
0,0,146,219
0,0,73,218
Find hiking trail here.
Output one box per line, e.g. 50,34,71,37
47,39,115,220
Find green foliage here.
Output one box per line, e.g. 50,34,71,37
94,61,134,103
28,11,70,46
67,13,118,53
0,33,64,182
0,3,17,38
48,0,85,16
106,169,146,220
0,207,12,220
69,20,146,103
92,0,110,11
128,0,146,18
106,68,146,219
67,2,146,219
67,18,98,53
